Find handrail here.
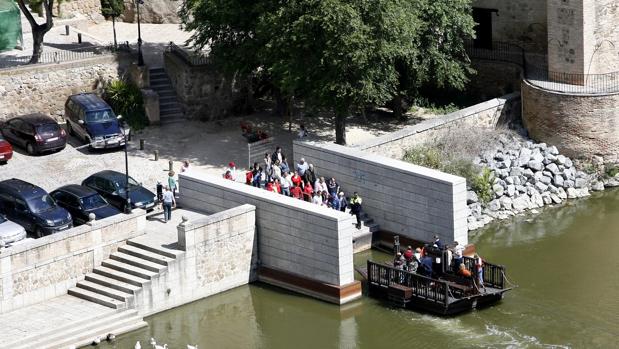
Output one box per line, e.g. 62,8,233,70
462,256,505,289
166,42,209,66
465,40,619,94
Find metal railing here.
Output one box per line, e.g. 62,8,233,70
0,42,131,70
166,42,209,66
465,40,619,94
462,256,505,289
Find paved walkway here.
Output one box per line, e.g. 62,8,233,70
0,295,115,348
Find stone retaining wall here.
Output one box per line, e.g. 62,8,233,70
0,54,131,121
0,211,146,314
293,142,468,245
59,0,104,22
357,92,521,160
522,80,619,162
177,173,360,304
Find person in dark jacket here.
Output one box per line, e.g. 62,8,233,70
419,255,434,278
433,234,444,249
349,192,363,229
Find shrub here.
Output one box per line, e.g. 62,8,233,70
471,168,495,204
103,79,148,130
605,164,619,178
403,146,442,170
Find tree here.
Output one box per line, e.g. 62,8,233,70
17,0,55,63
181,0,475,145
100,0,125,48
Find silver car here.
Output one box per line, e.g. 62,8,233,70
0,214,27,246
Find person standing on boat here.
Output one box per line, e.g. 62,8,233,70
452,241,465,272
433,234,444,249
474,253,485,291
403,246,414,271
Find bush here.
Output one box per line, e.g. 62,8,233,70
605,164,619,178
403,146,442,170
470,168,495,204
103,79,148,131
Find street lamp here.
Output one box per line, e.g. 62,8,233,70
118,115,132,213
136,0,144,66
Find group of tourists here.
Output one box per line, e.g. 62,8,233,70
223,146,365,229
393,236,485,289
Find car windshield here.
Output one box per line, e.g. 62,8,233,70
85,110,116,123
27,195,56,213
115,176,141,192
80,194,108,210
37,123,60,134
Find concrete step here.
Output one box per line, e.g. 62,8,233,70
150,79,171,86
159,95,178,103
156,90,177,97
118,244,173,266
8,310,140,349
160,101,181,109
76,280,135,302
93,266,152,287
127,239,182,259
150,68,165,73
85,272,142,294
111,251,168,272
150,72,167,79
160,104,182,112
101,259,158,280
160,117,187,125
44,316,146,349
68,287,126,309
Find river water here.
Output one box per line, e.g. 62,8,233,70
100,191,619,349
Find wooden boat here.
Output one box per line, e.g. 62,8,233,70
358,254,515,316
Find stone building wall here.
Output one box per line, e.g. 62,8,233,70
0,54,131,121
0,211,146,314
293,142,469,246
58,0,104,22
522,80,619,162
163,51,249,121
121,0,181,24
469,60,523,100
472,0,547,53
592,0,619,74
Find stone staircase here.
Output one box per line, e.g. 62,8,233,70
149,67,186,125
68,240,178,310
352,212,380,253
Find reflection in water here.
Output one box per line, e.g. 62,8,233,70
100,190,619,349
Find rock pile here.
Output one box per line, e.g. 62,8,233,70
466,136,614,231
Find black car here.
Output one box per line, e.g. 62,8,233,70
65,93,126,150
1,114,67,155
82,170,157,212
50,185,121,226
0,179,73,237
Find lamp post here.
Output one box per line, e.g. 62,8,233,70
119,115,132,213
136,0,144,66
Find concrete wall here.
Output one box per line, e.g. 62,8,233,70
164,51,250,121
293,142,469,246
0,54,130,121
358,92,521,160
135,205,257,316
522,80,619,162
177,173,359,304
473,0,548,53
0,211,146,314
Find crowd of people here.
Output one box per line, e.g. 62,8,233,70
223,145,366,229
392,236,485,290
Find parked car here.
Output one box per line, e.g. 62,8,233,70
82,170,157,212
50,185,122,226
0,114,67,155
0,179,73,238
0,214,27,246
0,134,12,164
65,93,126,150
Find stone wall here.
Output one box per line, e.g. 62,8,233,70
0,211,146,314
177,173,360,304
592,0,619,74
58,0,104,22
293,142,469,246
163,51,249,121
472,0,547,53
121,0,181,24
0,54,131,121
522,80,619,162
469,60,522,100
135,205,257,316
357,92,521,160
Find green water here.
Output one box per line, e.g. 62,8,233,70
100,190,619,349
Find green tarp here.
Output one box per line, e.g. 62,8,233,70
0,0,23,52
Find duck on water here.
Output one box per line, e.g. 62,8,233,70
357,235,516,316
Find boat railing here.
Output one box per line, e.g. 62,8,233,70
462,256,506,289
367,260,448,306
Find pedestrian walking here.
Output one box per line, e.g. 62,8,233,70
168,171,178,198
162,186,176,223
350,192,363,229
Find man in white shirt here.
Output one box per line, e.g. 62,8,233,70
453,241,465,272
162,186,176,223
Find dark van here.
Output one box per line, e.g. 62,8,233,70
65,93,126,149
0,179,73,238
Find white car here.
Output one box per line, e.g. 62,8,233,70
0,214,27,246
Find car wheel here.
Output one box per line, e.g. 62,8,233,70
26,142,36,155
35,226,44,238
67,122,74,136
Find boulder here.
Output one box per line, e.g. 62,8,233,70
493,184,505,197
499,196,513,210
506,185,516,197
505,176,515,185
576,188,590,198
565,158,573,168
540,175,552,185
488,199,501,211
555,155,566,165
516,185,527,193
480,215,493,225
528,160,544,171
574,178,587,189
562,168,575,180
518,148,532,166
533,171,544,183
541,192,552,205
550,194,562,204
531,152,545,164
553,174,564,188
557,187,567,199
566,187,579,199
523,169,535,179
467,191,479,204
535,182,548,192
469,203,483,217
531,191,544,208
548,185,559,194
494,152,506,161
547,145,559,155
591,181,605,191
510,167,524,177
604,177,619,187
512,195,531,211
546,163,561,175
497,160,511,169
563,180,575,188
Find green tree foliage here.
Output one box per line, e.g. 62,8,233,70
181,0,475,145
104,80,148,130
100,0,125,47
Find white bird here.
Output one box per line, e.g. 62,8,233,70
187,345,199,349
135,341,142,349
150,338,157,347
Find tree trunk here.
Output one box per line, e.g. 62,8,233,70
30,28,46,64
112,16,118,48
335,109,347,145
17,0,54,64
392,94,404,120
